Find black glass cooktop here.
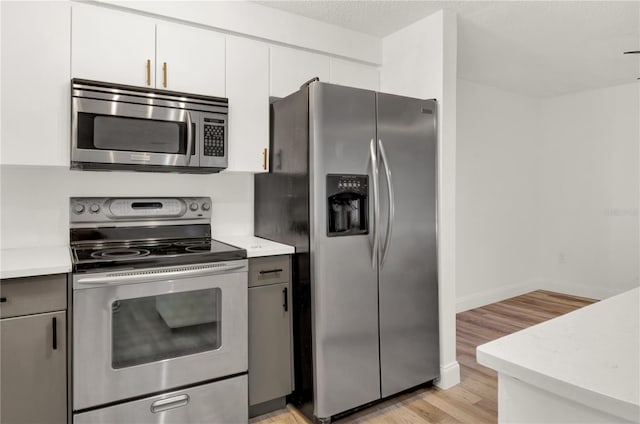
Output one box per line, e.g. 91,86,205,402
71,238,246,272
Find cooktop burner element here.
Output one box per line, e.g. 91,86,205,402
185,245,212,253
90,248,151,259
69,197,246,272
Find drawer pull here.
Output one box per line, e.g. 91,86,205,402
0,297,6,303
283,287,288,312
259,269,283,275
150,394,190,413
52,317,58,350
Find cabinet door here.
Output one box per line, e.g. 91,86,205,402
1,311,67,424
226,37,269,172
156,22,225,96
248,282,292,406
72,4,156,87
270,46,330,98
0,1,70,166
330,59,380,91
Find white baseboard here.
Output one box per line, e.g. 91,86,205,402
537,280,628,300
457,279,634,312
434,361,460,389
456,279,541,312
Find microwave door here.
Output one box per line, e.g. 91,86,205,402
72,97,198,168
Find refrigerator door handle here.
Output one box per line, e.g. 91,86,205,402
378,139,395,267
369,138,379,269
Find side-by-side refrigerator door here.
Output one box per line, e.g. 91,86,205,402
308,82,381,419
376,93,440,397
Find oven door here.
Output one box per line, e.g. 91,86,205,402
72,261,248,411
72,97,199,168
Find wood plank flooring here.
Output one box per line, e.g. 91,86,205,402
251,290,596,424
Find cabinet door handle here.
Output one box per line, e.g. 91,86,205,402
262,148,268,170
52,317,58,350
146,59,151,86
283,287,288,312
259,268,283,275
162,62,167,88
0,297,7,303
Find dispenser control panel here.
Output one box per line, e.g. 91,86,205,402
327,175,368,196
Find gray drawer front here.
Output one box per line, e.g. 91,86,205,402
0,274,66,318
249,256,290,288
74,374,248,424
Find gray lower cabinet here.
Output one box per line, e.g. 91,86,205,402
248,255,292,416
0,274,67,424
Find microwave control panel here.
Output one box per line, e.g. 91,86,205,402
203,118,225,157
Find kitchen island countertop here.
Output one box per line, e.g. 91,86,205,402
0,246,72,279
477,287,640,423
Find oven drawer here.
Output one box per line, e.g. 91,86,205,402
249,256,290,288
1,274,66,319
74,374,247,424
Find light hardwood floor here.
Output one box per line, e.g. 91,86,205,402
250,290,596,424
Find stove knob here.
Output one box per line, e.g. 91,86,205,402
73,204,85,214
189,202,199,211
90,204,100,213
202,202,210,211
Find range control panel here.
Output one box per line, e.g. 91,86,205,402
69,197,212,224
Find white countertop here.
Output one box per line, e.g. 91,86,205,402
0,237,293,279
215,235,295,258
0,246,72,279
477,288,640,422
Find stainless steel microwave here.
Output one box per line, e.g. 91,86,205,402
71,79,228,173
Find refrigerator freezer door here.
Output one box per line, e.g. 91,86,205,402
309,83,381,419
376,93,440,397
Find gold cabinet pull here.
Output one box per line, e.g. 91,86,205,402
262,148,268,170
162,62,167,88
146,59,151,86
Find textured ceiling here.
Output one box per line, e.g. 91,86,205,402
255,1,640,97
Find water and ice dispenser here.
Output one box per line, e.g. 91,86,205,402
326,174,369,237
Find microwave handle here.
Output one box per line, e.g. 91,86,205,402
185,111,193,165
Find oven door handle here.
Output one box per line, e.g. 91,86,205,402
75,263,246,286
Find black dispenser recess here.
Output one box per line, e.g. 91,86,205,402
326,174,369,237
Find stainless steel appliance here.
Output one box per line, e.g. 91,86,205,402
70,197,248,424
71,79,228,173
255,82,439,422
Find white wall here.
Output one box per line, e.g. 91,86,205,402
0,167,254,248
381,10,460,389
456,79,543,311
538,83,639,299
456,81,639,308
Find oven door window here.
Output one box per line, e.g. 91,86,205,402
111,288,221,369
77,113,196,155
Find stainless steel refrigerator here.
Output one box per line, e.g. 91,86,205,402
255,81,439,423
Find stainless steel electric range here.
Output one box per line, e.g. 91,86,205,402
69,197,248,424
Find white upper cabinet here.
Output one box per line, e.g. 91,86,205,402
156,22,225,97
330,59,380,91
270,47,330,98
72,4,225,97
1,1,70,166
72,4,156,87
226,37,270,172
